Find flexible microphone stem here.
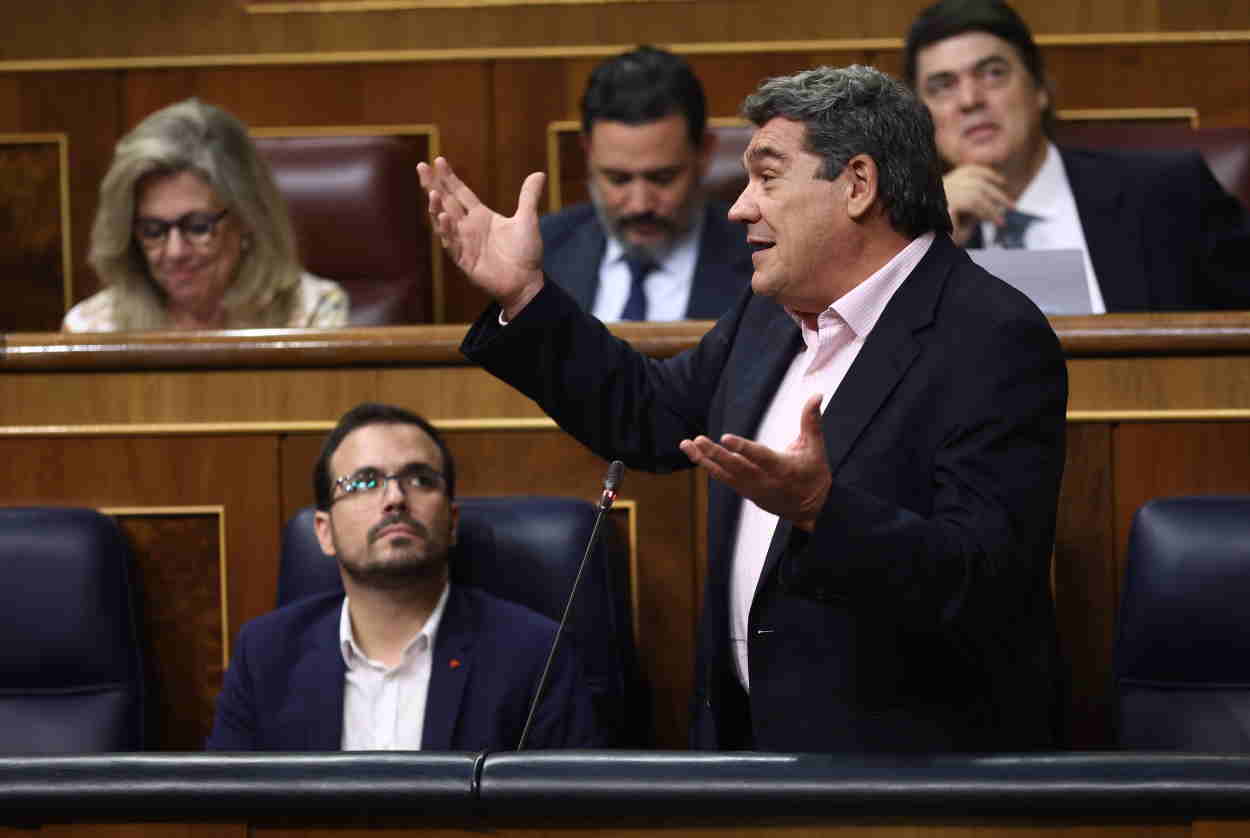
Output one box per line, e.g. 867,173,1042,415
516,460,624,750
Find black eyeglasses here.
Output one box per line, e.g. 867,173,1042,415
134,208,230,248
331,464,447,504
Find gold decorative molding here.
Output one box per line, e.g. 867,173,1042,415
245,0,688,10
0,132,73,312
6,412,1250,437
1068,410,1250,423
1039,30,1250,46
609,500,639,647
546,119,577,214
1057,106,1200,129
547,115,746,211
0,418,560,437
4,32,1250,73
250,123,445,322
102,505,230,667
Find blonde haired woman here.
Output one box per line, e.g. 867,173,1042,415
64,99,347,331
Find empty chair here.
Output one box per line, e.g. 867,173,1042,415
254,134,430,325
1115,495,1250,751
279,496,651,747
0,507,145,753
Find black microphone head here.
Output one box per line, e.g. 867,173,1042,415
604,460,625,492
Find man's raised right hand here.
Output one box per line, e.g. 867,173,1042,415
418,157,547,320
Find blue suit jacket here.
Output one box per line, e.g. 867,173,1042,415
205,585,603,750
463,234,1067,753
970,146,1250,311
540,201,753,320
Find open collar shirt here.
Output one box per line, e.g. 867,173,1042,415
979,141,1106,313
728,232,935,690
339,583,450,750
592,213,705,322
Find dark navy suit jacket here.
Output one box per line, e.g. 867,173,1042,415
969,146,1250,311
463,234,1068,753
205,585,603,750
540,201,753,320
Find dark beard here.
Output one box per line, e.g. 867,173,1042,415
339,515,446,590
589,182,705,264
338,550,444,590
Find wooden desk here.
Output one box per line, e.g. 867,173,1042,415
3,312,1250,749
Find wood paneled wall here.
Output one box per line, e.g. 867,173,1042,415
2,1,1248,61
2,14,1249,325
4,315,1250,750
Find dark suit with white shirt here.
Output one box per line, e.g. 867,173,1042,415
205,585,603,750
540,201,753,320
967,146,1250,311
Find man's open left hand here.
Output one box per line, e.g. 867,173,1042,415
679,394,831,532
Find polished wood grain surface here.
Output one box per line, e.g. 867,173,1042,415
0,139,67,332
2,0,1249,62
9,313,1250,367
3,28,1250,328
3,317,1250,749
1,71,124,318
12,816,1221,836
113,511,225,751
1052,423,1115,746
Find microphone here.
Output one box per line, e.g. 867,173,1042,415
600,459,624,509
517,460,625,749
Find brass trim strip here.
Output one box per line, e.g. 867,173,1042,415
0,132,73,313
1068,410,1250,422
609,500,639,649
251,123,437,137
546,119,576,213
4,32,1250,73
250,123,446,322
1039,30,1250,46
0,417,559,436
102,505,231,667
246,0,686,10
58,136,73,312
0,132,73,142
103,504,226,515
1056,106,1200,128
219,508,230,668
428,125,444,322
7,412,1250,436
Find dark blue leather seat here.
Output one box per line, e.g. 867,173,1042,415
1115,495,1250,750
278,496,651,746
0,507,144,753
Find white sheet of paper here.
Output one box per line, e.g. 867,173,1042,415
967,248,1093,315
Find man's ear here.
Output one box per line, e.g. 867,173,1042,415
1036,81,1051,118
843,154,880,222
448,502,460,547
313,509,337,557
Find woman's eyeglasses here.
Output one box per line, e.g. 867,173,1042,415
134,208,231,249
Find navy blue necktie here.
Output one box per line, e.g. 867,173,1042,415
619,256,654,321
994,209,1037,249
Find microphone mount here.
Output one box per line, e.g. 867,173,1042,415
517,460,625,749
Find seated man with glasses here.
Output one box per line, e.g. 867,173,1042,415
63,98,348,331
206,402,604,750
